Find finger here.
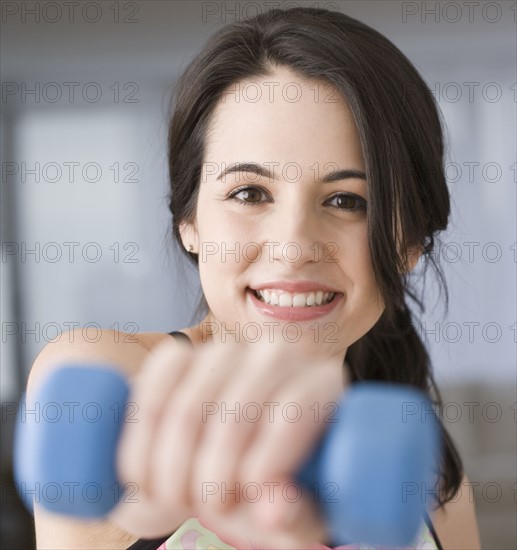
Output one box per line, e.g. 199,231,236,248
240,357,345,490
116,338,192,496
109,482,189,539
111,339,194,536
192,340,301,514
251,473,330,547
198,477,329,550
149,340,244,509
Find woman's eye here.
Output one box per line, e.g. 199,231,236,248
326,193,367,212
228,186,267,206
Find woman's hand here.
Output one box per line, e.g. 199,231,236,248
109,336,347,549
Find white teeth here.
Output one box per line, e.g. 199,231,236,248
279,293,293,307
293,295,307,307
254,289,336,307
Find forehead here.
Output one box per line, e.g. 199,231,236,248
204,66,364,169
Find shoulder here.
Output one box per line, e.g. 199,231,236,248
27,329,177,549
431,473,482,550
27,329,176,393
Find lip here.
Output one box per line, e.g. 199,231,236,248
247,287,344,321
249,280,341,293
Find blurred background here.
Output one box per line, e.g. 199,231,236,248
1,1,515,548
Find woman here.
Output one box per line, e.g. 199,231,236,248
27,7,482,549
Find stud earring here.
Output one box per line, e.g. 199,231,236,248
188,244,194,253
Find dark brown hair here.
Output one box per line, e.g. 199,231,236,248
167,7,462,507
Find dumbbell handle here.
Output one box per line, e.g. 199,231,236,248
14,365,441,547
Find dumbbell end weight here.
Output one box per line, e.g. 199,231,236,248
296,382,442,547
14,365,129,517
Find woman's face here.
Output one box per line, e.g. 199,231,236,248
180,66,385,361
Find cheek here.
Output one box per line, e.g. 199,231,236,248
197,212,260,270
342,226,374,277
198,200,255,240
359,254,385,313
344,231,383,307
195,214,250,294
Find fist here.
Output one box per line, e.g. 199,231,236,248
109,336,347,549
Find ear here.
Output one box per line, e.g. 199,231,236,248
179,220,199,254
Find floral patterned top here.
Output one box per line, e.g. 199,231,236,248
149,514,441,550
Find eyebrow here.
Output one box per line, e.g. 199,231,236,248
216,162,366,183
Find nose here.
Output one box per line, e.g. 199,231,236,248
264,204,328,267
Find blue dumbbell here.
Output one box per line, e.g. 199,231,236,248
14,365,441,547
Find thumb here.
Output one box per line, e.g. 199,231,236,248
252,475,330,544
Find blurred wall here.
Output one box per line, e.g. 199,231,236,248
1,1,515,548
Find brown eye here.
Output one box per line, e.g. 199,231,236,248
327,193,367,212
228,186,268,206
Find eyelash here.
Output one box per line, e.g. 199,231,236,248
227,185,367,212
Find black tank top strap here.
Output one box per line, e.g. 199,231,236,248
125,534,172,550
168,330,193,346
423,508,444,550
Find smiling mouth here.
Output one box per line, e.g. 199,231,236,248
247,288,339,308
